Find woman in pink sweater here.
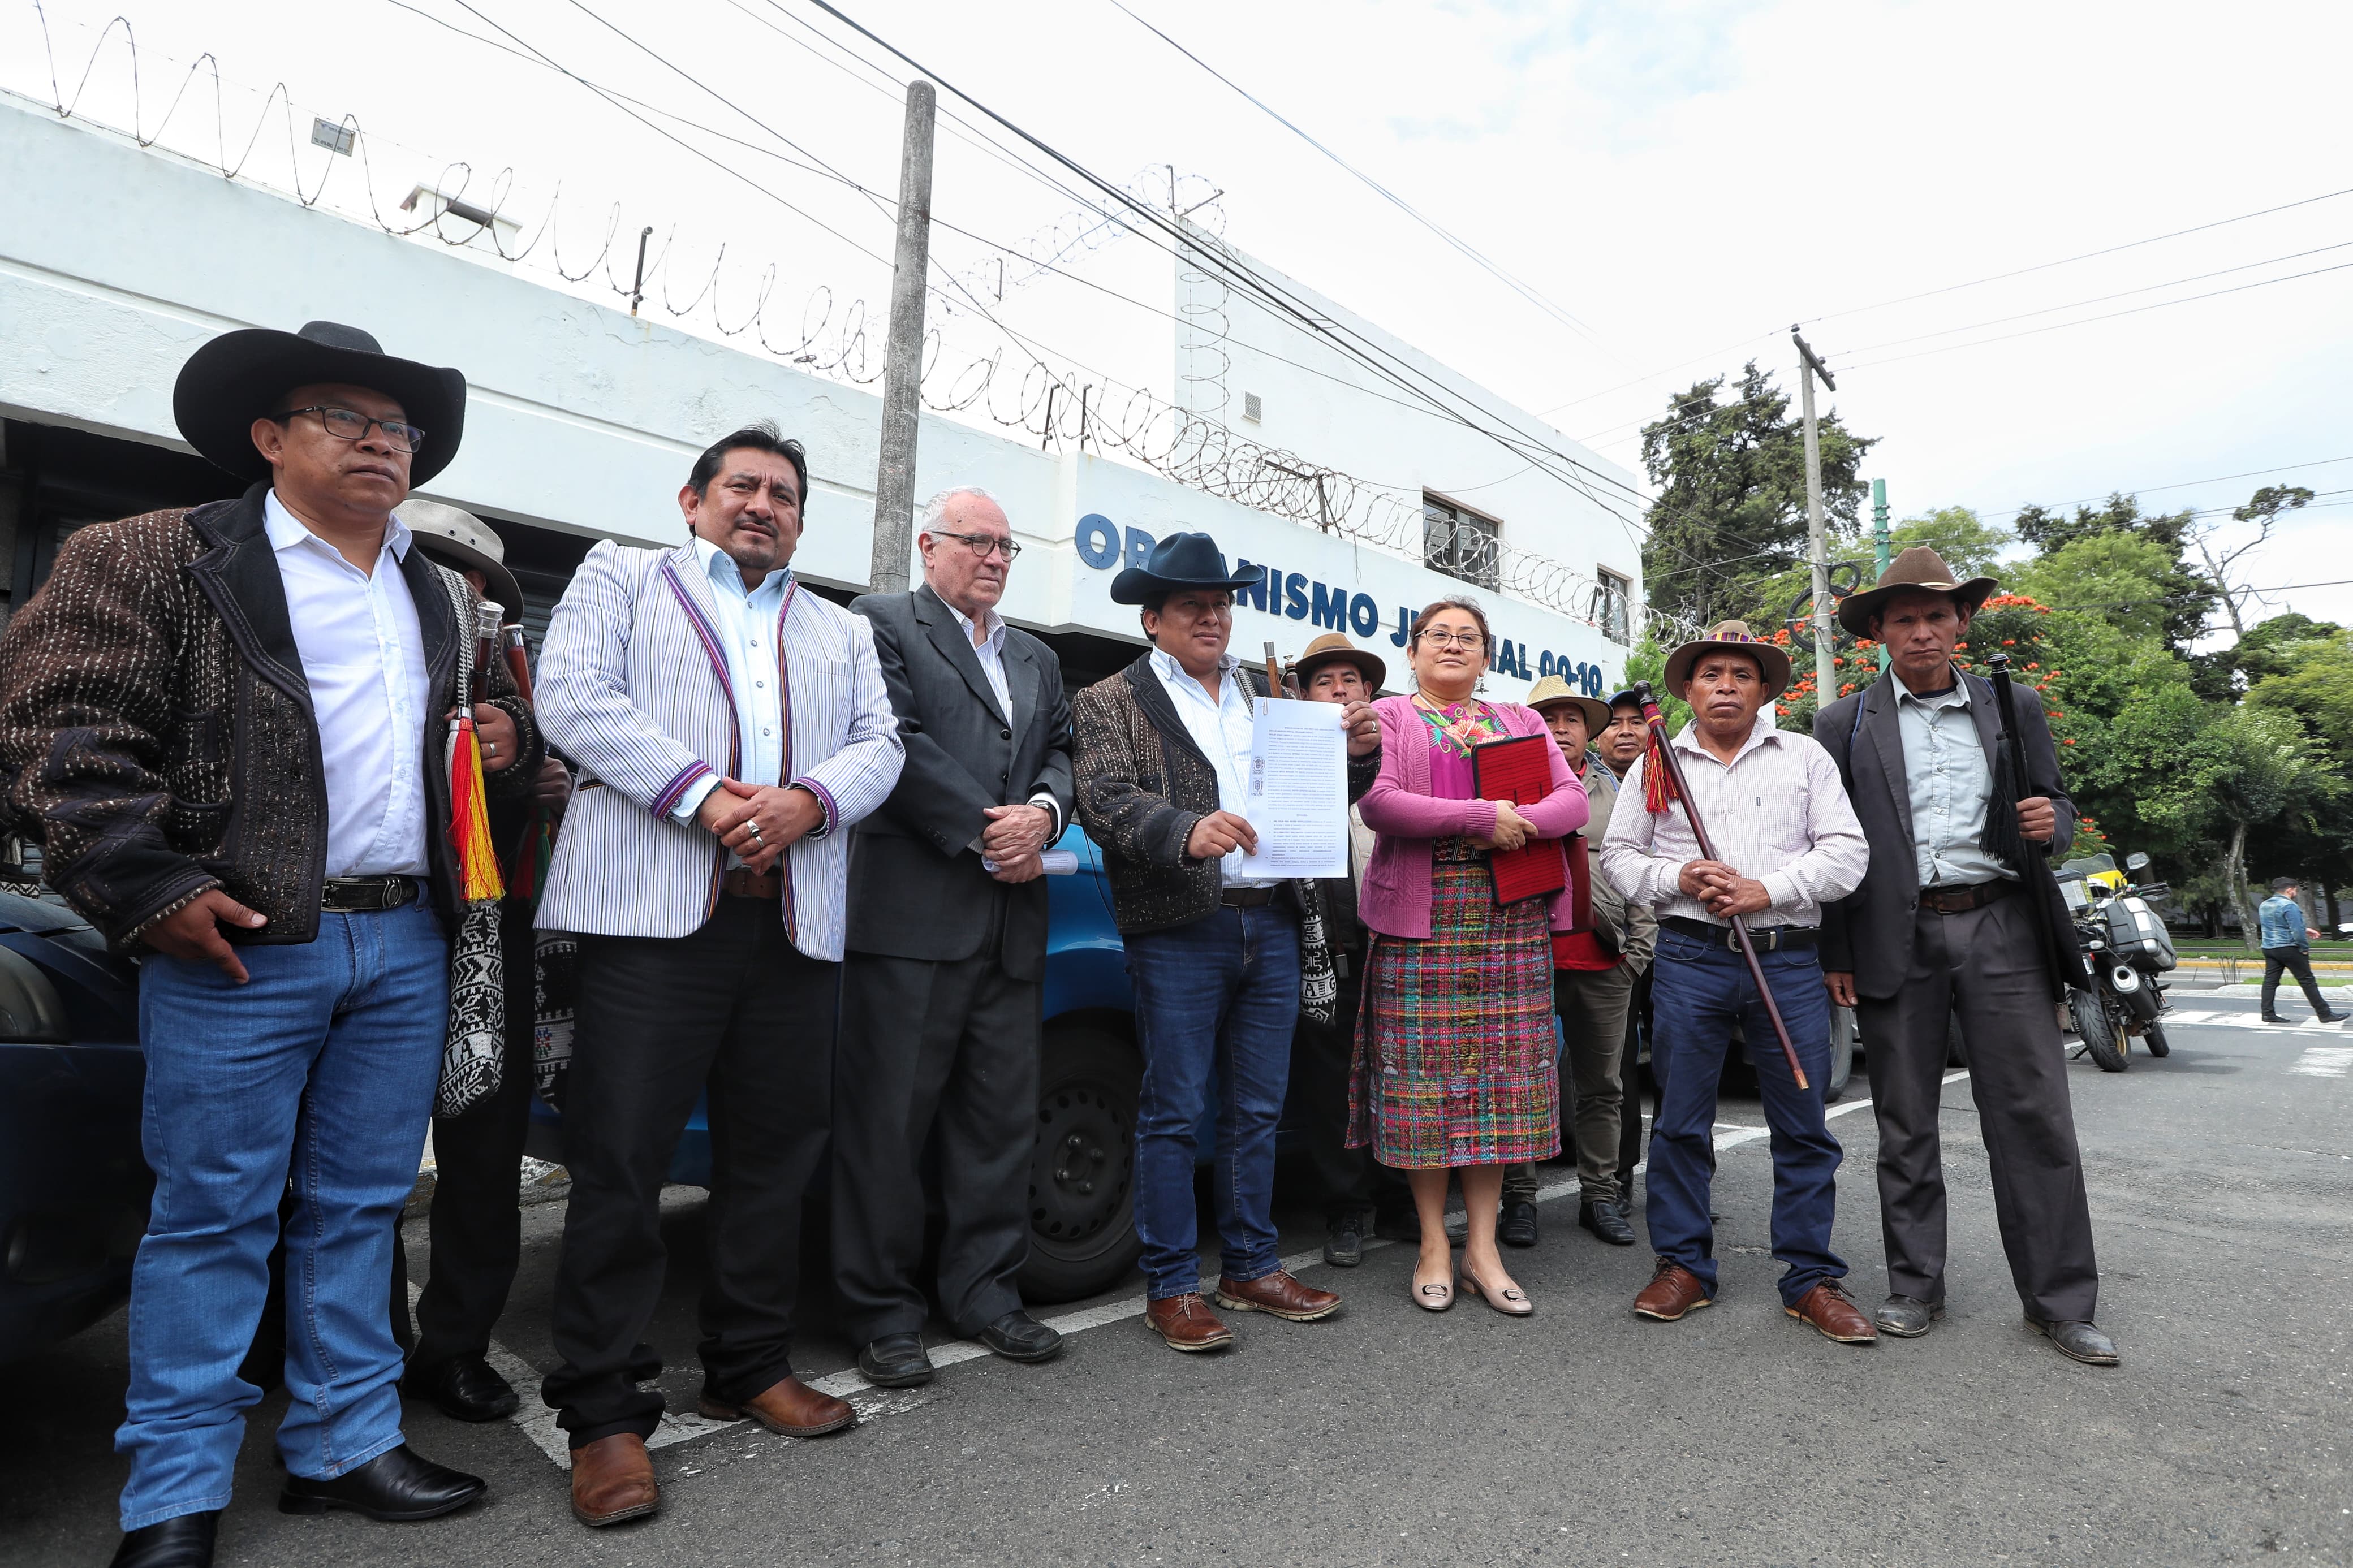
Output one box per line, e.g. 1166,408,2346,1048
1346,598,1589,1315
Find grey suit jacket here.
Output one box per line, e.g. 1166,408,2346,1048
844,584,1075,980
1815,670,2077,1000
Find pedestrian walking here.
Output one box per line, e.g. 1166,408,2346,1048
2257,876,2344,1023
1599,622,1872,1344
531,422,903,1527
0,319,542,1567
1497,675,1652,1251
1349,598,1589,1318
1070,533,1379,1352
1817,549,2119,1366
832,486,1076,1388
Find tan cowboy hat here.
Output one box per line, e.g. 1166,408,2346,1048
1292,630,1386,692
1663,619,1794,699
396,498,525,620
1836,545,1997,638
1523,672,1609,732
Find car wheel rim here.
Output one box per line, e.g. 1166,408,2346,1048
1029,1083,1133,1246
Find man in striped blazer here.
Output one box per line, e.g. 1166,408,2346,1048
532,422,903,1528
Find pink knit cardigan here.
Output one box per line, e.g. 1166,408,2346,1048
1356,693,1590,940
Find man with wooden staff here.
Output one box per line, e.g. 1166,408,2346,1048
1598,622,1871,1342
1815,548,2115,1366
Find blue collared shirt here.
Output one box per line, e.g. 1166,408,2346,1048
1894,674,2009,887
672,536,792,835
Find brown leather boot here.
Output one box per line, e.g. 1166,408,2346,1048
1632,1258,1713,1321
1145,1291,1235,1351
570,1433,659,1527
1214,1269,1342,1323
1786,1281,1879,1344
697,1373,856,1437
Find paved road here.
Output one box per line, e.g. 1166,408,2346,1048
10,993,2350,1566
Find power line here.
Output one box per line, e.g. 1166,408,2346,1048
1976,455,2353,520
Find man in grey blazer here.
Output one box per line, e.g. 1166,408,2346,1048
532,422,904,1527
833,486,1076,1387
1815,547,2113,1367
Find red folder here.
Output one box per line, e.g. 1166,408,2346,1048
1469,733,1568,905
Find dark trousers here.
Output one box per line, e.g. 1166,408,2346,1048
411,902,537,1371
2262,947,2334,1018
1617,967,1650,1196
542,898,836,1446
833,889,1040,1342
1293,966,1408,1224
1857,896,2099,1323
1503,962,1634,1206
1647,931,1842,1307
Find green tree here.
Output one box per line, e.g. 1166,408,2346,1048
2010,493,2213,654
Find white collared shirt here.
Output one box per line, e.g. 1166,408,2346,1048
1149,645,1267,887
264,489,430,878
672,536,792,836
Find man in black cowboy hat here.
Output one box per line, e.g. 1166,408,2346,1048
1071,534,1378,1352
1815,546,2115,1366
0,321,541,1565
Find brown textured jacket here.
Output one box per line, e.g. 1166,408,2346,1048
1072,652,1377,936
0,482,541,950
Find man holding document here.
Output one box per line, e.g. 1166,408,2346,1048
1071,533,1379,1354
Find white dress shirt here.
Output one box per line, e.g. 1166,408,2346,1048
673,535,792,835
1599,711,1869,930
264,490,430,878
1893,675,2009,887
1149,646,1269,887
946,597,1062,844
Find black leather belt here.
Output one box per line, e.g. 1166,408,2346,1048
321,875,420,912
1662,915,1817,951
1221,885,1279,909
1919,879,2015,914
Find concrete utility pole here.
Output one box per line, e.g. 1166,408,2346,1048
1791,326,1838,707
869,80,936,595
1870,477,1892,671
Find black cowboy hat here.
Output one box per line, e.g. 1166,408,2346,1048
1109,531,1261,605
1836,545,1997,638
173,320,468,486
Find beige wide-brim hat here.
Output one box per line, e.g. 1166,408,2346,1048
396,498,524,620
1523,673,1610,732
1663,619,1794,700
1836,545,1997,638
1292,630,1386,692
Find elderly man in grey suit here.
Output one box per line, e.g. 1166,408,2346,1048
834,486,1076,1388
532,422,904,1528
1815,546,2114,1368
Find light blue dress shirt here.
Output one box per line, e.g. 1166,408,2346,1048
1894,675,2010,888
672,536,792,834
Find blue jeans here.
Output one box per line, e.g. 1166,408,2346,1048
1645,928,1843,1308
1123,904,1299,1299
119,898,447,1530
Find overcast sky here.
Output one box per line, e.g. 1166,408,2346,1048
7,0,2348,635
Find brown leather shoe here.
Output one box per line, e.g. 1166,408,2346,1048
570,1433,659,1528
1145,1291,1235,1351
697,1373,856,1436
1214,1269,1342,1323
1632,1258,1713,1321
1786,1280,1879,1344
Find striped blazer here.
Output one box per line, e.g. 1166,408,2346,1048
533,539,904,958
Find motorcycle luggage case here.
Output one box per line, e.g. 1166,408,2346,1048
2104,896,2176,971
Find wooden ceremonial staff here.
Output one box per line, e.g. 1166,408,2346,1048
1632,681,1810,1090
1985,648,2078,1001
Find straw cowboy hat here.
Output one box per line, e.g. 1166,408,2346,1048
1662,619,1794,699
397,498,525,621
1523,672,1610,733
173,319,468,485
1835,545,1997,638
1292,630,1386,692
1107,531,1261,604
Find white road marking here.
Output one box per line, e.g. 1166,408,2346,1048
2159,1009,2346,1032
485,1066,1971,1469
2289,1046,2353,1078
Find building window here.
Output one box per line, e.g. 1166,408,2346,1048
1593,569,1631,644
1423,494,1499,590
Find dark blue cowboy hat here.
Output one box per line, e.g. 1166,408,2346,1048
173,319,468,486
1109,531,1261,606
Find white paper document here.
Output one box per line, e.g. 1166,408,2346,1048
1234,697,1349,880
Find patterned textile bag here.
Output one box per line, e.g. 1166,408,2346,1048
1296,879,1337,1026
434,569,507,1118
531,931,578,1109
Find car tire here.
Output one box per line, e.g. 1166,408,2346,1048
1825,1005,1856,1102
1018,1023,1144,1304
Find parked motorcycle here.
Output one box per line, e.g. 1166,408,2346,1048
2056,850,2177,1072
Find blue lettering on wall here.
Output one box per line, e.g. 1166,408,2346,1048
1391,605,1413,647
1233,560,1270,612
1310,581,1348,630
1283,572,1309,620
1075,513,1119,570
1348,593,1380,638
1122,527,1155,572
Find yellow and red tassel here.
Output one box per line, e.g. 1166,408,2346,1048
446,715,506,904
1639,698,1682,816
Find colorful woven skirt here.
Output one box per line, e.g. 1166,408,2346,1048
1347,857,1561,1169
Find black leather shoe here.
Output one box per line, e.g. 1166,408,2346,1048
404,1355,519,1423
1578,1198,1637,1246
111,1511,218,1567
1372,1206,1421,1244
1324,1211,1368,1268
1497,1200,1539,1248
2261,1013,2289,1023
975,1310,1063,1363
2322,1011,2347,1023
857,1332,936,1387
279,1444,485,1521
2030,1316,2120,1366
1874,1294,1943,1337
